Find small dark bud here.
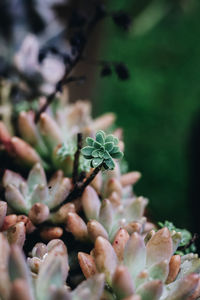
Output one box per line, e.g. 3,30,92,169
115,63,130,80
100,64,112,77
112,11,132,31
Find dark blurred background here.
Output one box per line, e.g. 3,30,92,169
90,0,200,233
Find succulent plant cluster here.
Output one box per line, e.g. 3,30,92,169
0,88,200,300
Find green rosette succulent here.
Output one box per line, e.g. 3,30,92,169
81,130,123,170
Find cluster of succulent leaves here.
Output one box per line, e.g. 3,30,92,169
158,220,197,255
81,130,123,170
57,140,91,173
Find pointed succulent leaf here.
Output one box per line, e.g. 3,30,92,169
99,199,114,234
81,146,94,158
148,260,169,282
96,131,105,144
146,228,173,268
82,186,101,220
86,137,95,146
105,135,114,143
27,163,47,194
124,232,146,280
30,184,49,206
93,141,102,149
111,151,123,159
72,274,105,300
104,158,115,170
91,158,103,168
94,237,117,284
36,242,68,300
105,142,114,152
92,149,100,157
113,136,119,145
137,280,163,300
5,184,28,213
177,254,200,279
163,273,199,300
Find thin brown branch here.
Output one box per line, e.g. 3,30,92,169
50,163,102,212
72,133,82,184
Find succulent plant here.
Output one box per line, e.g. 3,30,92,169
0,97,116,175
81,130,123,169
79,228,200,300
0,234,105,300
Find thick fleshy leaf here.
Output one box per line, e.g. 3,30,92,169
111,151,123,159
86,137,95,146
3,170,25,189
113,266,134,299
30,184,49,206
99,199,114,234
124,232,146,280
163,273,199,300
92,149,100,158
48,178,71,209
93,141,101,149
5,184,27,213
104,150,112,160
104,159,115,170
146,228,173,268
36,242,68,300
125,197,148,221
113,136,119,145
177,254,200,279
94,237,117,284
96,131,105,144
27,163,47,194
105,135,114,143
137,280,163,300
72,274,105,300
91,158,103,168
0,234,10,299
81,146,94,158
148,260,169,282
110,146,119,154
105,142,114,152
82,186,101,220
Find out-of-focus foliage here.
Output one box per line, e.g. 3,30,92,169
94,0,200,229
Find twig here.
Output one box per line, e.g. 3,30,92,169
50,163,102,212
72,133,82,184
35,5,104,123
178,233,199,251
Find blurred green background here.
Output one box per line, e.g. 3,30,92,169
93,0,200,230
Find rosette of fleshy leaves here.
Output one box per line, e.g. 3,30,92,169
78,227,200,300
66,163,152,243
0,234,105,300
81,130,123,170
2,163,75,227
0,97,116,175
